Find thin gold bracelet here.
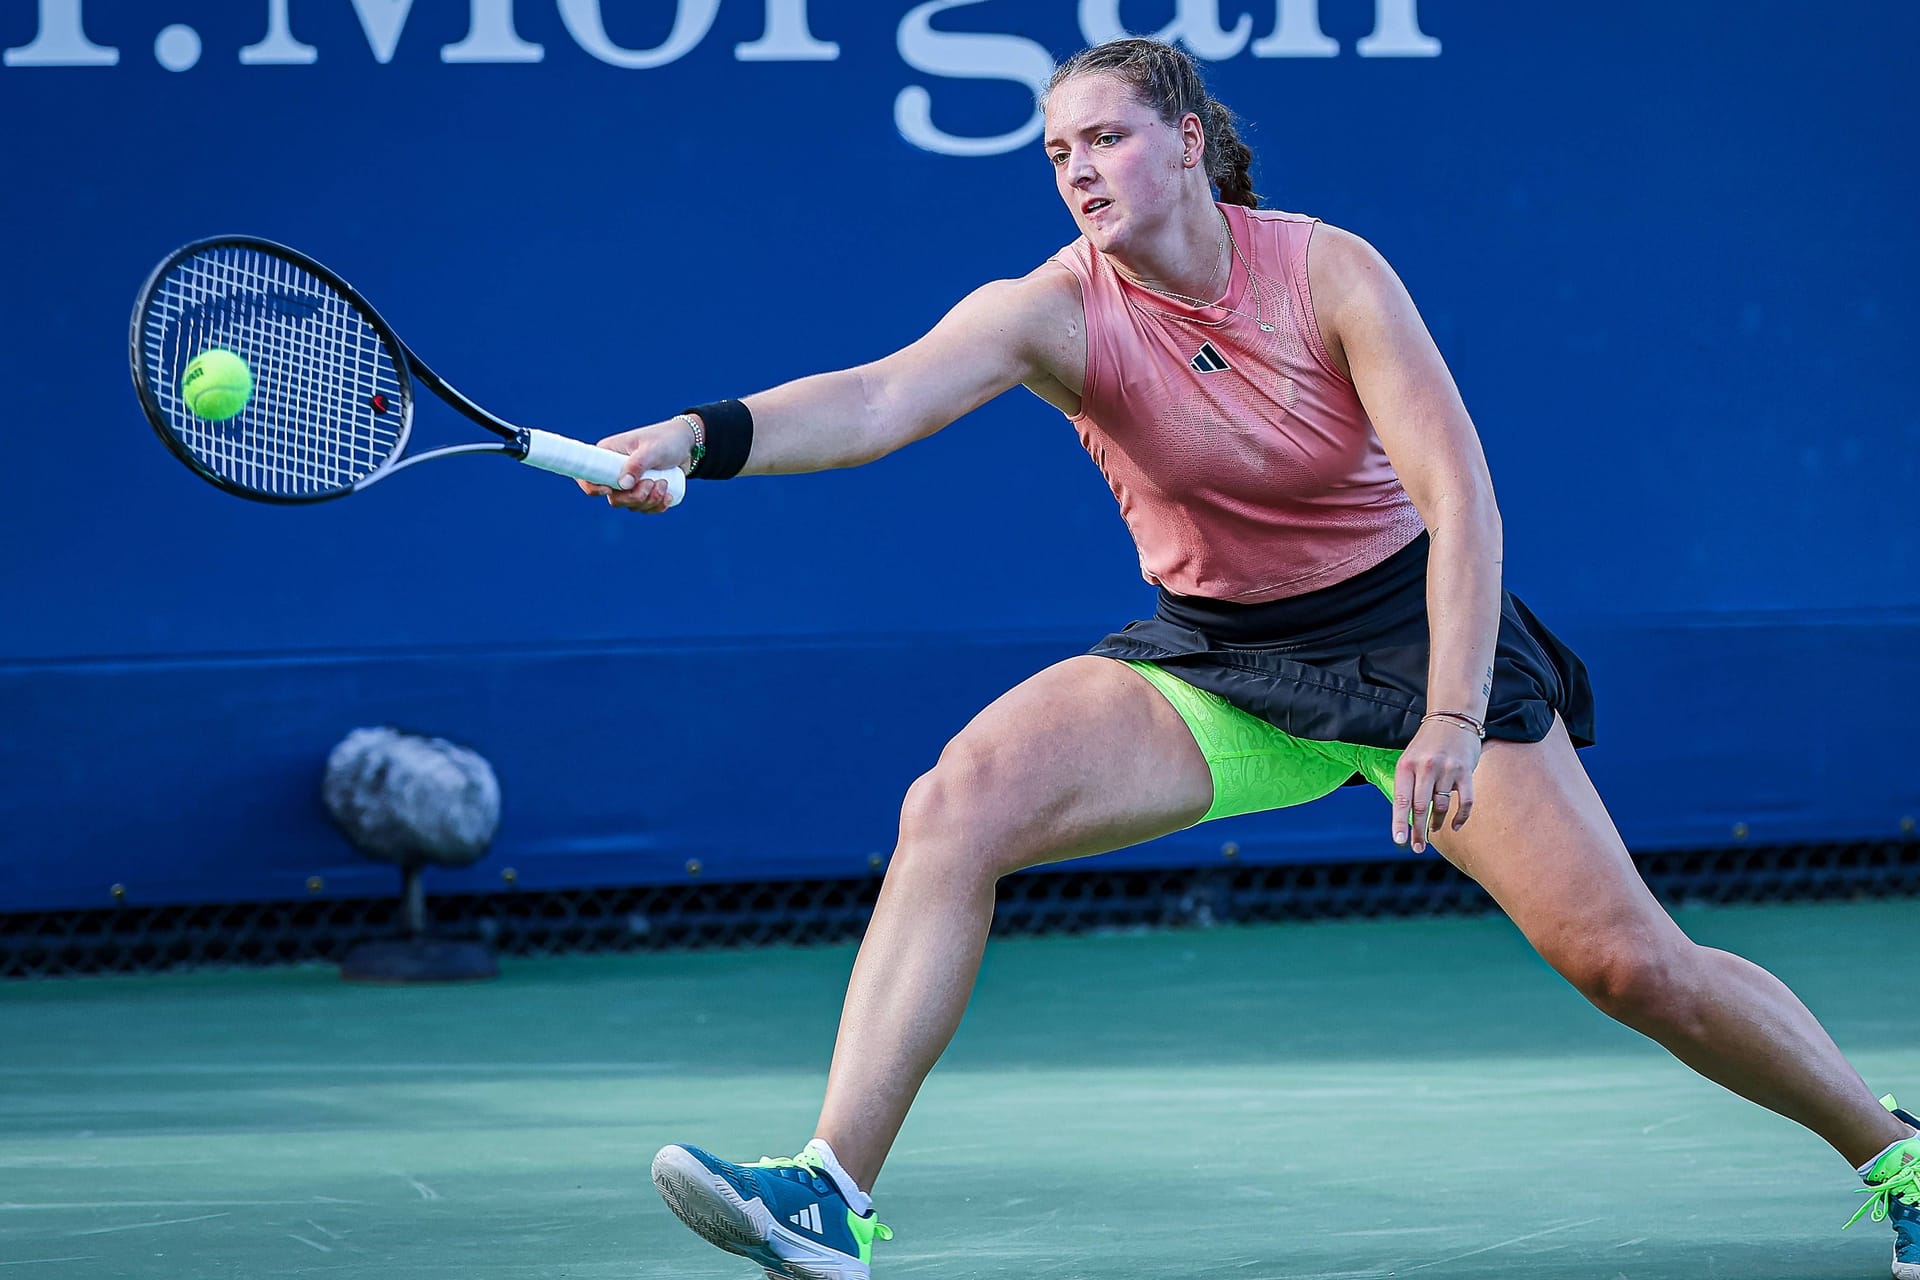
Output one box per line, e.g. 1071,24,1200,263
1421,710,1487,740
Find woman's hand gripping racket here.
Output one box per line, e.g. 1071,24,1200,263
129,235,684,505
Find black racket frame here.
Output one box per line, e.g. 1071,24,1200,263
130,234,542,505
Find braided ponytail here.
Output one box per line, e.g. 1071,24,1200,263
1199,98,1258,208
1046,38,1261,209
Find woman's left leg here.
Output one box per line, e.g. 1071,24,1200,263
1426,716,1910,1167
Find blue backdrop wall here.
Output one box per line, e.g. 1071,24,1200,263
3,1,1916,913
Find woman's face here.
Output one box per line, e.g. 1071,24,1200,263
1044,73,1192,257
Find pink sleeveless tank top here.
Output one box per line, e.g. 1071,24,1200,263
1052,204,1426,603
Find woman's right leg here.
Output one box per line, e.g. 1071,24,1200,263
812,655,1217,1190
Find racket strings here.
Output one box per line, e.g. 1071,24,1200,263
142,247,405,497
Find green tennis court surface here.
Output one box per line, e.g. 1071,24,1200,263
3,899,1911,1278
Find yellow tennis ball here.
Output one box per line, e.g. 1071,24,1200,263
181,349,253,421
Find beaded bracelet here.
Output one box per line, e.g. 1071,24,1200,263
675,413,707,476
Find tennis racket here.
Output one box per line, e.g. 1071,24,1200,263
129,235,684,506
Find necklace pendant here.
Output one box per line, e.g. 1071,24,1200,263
1258,322,1274,332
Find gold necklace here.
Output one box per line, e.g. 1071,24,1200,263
1115,210,1274,334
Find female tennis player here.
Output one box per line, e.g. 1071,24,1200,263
586,38,1918,1280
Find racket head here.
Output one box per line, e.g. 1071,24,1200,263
130,236,415,503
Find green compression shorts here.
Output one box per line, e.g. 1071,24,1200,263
1122,660,1405,825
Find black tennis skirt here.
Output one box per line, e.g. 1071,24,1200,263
1086,533,1595,753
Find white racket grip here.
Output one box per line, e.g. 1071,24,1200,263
521,429,686,507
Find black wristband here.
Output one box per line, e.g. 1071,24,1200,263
680,399,753,480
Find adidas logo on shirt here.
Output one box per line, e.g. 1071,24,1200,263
788,1203,824,1234
1189,341,1230,374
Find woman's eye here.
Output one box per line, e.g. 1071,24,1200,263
1096,133,1119,146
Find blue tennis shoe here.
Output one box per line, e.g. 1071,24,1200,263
1847,1097,1920,1280
652,1143,892,1280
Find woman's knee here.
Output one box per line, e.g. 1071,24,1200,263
896,761,961,849
1549,929,1701,1031
895,739,1048,879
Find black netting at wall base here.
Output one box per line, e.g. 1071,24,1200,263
4,839,1917,979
